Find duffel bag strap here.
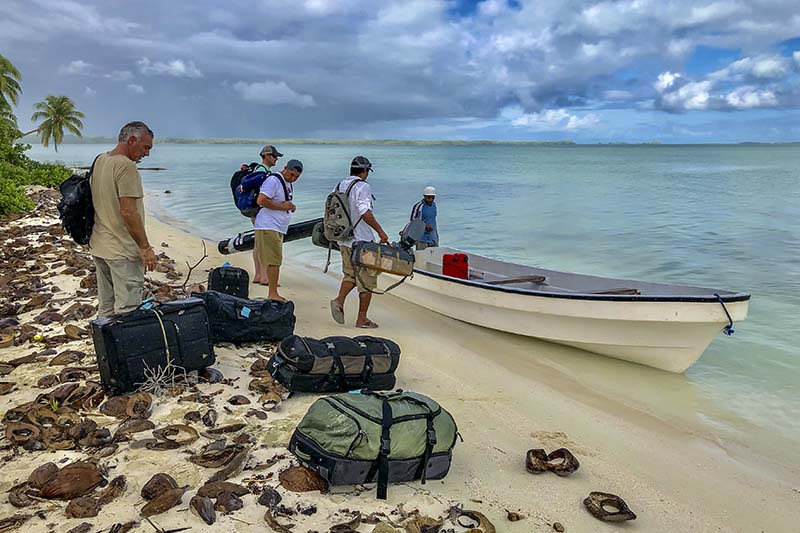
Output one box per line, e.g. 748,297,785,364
359,354,373,385
326,342,348,389
418,415,437,485
377,397,393,500
355,265,408,296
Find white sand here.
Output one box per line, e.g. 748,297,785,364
1,208,798,532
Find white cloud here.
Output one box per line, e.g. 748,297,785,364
710,55,790,82
232,80,315,108
104,70,133,81
59,59,93,75
724,86,778,109
604,90,633,100
84,86,96,97
126,83,145,94
512,109,600,131
658,79,713,111
655,72,681,92
137,58,202,78
794,51,800,66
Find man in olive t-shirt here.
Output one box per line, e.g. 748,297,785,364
89,121,156,317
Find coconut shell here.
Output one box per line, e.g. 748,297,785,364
140,486,187,517
152,424,199,445
140,473,178,501
65,496,99,518
190,495,216,525
114,417,155,438
278,466,328,493
28,462,59,488
39,462,105,500
97,475,127,506
208,448,249,483
196,481,250,498
0,381,15,395
214,491,243,513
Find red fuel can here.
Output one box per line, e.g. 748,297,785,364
442,253,469,279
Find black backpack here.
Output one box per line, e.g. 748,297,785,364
58,155,100,245
208,265,249,299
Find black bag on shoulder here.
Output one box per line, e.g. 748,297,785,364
191,290,295,344
208,265,249,299
58,155,100,245
91,297,216,395
268,335,400,392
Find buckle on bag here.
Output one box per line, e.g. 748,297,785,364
380,437,391,456
427,428,437,445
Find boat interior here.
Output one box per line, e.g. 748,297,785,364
415,246,749,300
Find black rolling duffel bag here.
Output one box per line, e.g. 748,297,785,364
269,335,400,392
91,297,215,395
208,265,249,299
192,290,295,344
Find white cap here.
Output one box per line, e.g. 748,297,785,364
423,186,436,196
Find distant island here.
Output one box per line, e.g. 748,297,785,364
49,135,578,146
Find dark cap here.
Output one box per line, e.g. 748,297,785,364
351,155,373,172
285,159,303,172
260,145,283,158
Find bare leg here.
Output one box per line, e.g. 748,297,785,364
266,265,284,301
356,291,376,327
336,280,356,310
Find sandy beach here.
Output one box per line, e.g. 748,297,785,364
1,193,798,533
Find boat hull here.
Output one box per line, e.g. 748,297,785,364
378,260,749,373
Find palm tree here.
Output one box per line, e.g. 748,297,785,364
27,95,84,152
0,100,17,127
0,54,22,109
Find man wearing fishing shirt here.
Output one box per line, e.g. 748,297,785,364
254,159,303,302
410,186,439,250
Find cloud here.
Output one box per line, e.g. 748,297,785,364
709,55,791,82
232,80,315,108
126,83,145,94
84,86,96,97
104,70,133,82
137,58,202,78
512,109,601,131
59,60,93,75
724,86,778,109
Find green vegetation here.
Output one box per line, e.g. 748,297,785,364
26,95,85,152
0,54,75,216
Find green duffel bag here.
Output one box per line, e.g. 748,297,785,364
288,390,460,499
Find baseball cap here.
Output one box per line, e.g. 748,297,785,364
351,155,373,172
285,159,303,172
260,145,283,158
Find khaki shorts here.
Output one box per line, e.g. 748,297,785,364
340,245,379,293
255,230,284,266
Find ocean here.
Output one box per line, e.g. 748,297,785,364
29,142,800,457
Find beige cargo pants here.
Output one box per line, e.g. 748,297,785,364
93,257,145,318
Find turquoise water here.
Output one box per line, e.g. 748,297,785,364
30,143,800,448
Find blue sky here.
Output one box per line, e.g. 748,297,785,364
1,0,799,142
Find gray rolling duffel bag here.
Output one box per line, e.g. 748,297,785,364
289,390,460,499
268,335,400,393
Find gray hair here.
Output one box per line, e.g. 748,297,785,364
118,121,154,143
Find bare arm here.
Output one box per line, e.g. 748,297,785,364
362,210,388,243
119,197,156,270
257,193,295,212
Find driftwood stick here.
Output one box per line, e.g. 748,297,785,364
182,241,208,293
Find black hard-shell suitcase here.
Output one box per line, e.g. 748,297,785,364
268,335,400,392
91,298,215,395
208,266,249,298
191,290,295,344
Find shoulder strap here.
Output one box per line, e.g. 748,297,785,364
269,172,290,201
342,179,366,231
87,153,102,185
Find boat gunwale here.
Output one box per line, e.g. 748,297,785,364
411,268,751,303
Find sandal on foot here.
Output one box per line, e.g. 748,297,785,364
330,299,345,325
356,319,379,329
583,492,636,522
547,448,580,476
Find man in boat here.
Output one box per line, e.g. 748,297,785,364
251,145,283,285
89,121,157,318
330,156,389,329
410,186,438,250
254,159,303,302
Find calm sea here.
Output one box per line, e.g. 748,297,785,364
30,143,800,454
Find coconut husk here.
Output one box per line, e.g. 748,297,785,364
152,424,199,445
28,462,59,489
49,350,85,366
403,515,444,533
214,491,243,513
39,462,105,500
204,422,246,435
114,417,155,438
141,473,179,501
183,411,201,423
190,495,216,525
189,444,244,469
8,483,35,508
37,374,60,388
201,409,217,428
0,514,33,532
140,486,188,517
65,522,93,533
228,395,251,405
108,521,140,533
208,447,250,483
64,324,88,339
249,358,271,377
256,487,282,510
97,475,127,506
0,332,15,348
6,422,42,445
278,466,328,493
331,512,361,532
100,396,129,418
0,363,14,375
197,481,250,498
126,392,153,418
65,496,99,518
199,367,224,383
264,510,293,533
0,381,15,395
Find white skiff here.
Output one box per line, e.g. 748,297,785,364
378,246,750,372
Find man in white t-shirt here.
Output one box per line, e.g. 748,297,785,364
252,144,282,285
330,156,389,329
254,159,303,301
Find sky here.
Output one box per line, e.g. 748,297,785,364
1,0,800,143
